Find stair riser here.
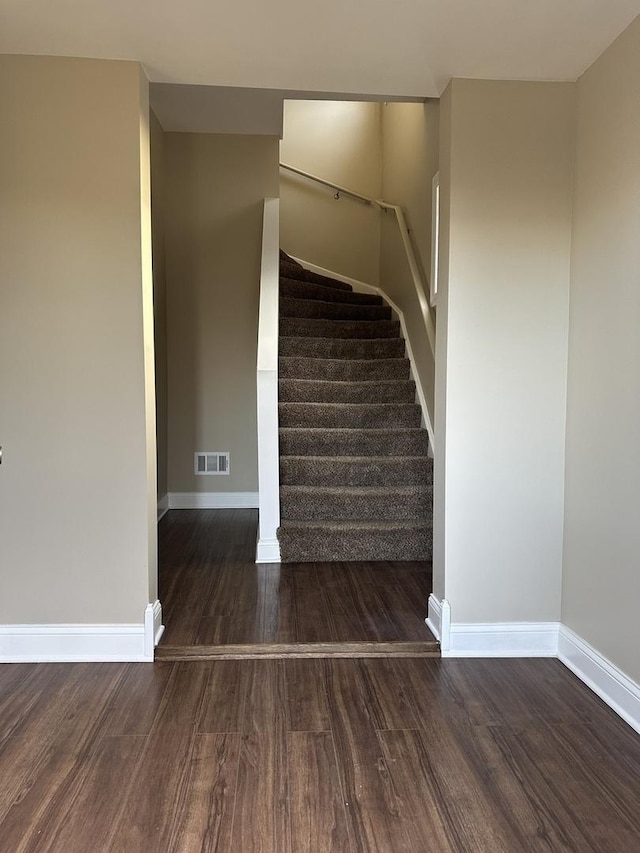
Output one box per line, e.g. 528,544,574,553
279,403,422,429
279,429,430,457
280,278,383,306
280,488,432,521
279,357,411,382
279,337,405,360
280,457,433,487
280,318,400,340
279,379,416,404
278,526,433,562
280,297,392,323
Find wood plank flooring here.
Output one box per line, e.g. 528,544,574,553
158,510,437,652
1,657,640,851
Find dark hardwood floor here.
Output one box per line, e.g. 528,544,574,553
1,657,640,851
158,510,437,654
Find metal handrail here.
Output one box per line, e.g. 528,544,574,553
279,161,436,356
280,162,374,205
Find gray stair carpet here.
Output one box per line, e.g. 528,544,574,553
277,252,433,562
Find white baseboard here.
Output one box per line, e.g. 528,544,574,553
157,494,169,521
444,621,560,658
168,492,258,509
0,600,163,663
559,625,640,736
256,537,281,563
425,594,450,650
144,599,164,659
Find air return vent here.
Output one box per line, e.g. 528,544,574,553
194,452,230,475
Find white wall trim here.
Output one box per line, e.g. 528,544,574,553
144,599,164,659
293,258,435,450
157,493,169,521
0,601,163,662
168,492,258,509
559,625,640,736
256,197,282,564
443,621,560,658
256,537,281,563
425,594,451,651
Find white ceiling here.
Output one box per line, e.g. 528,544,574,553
1,0,639,97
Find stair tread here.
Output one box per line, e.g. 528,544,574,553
281,454,431,461
280,277,383,305
279,356,408,366
279,296,391,321
279,519,432,530
280,262,353,291
279,337,406,360
280,317,401,339
279,427,426,434
279,401,419,408
279,379,413,386
281,484,431,493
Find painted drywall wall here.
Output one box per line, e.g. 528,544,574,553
280,100,382,284
379,101,439,429
150,84,284,136
562,17,640,682
150,109,168,502
0,55,156,624
164,133,279,494
435,79,575,623
381,102,439,278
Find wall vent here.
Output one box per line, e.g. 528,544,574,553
194,452,230,475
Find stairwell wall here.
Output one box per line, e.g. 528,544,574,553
562,16,640,684
435,79,575,624
280,100,382,284
379,100,439,432
163,132,279,496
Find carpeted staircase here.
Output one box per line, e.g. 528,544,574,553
277,252,433,562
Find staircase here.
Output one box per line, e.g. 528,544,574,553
277,252,433,562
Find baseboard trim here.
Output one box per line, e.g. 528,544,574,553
425,594,450,650
256,537,281,563
443,621,560,658
558,625,640,736
0,600,163,663
157,494,169,521
168,492,259,509
145,600,164,659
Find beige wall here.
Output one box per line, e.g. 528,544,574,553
164,133,279,494
0,55,156,624
379,101,439,428
381,102,439,278
436,79,575,623
280,100,382,284
150,110,168,501
562,18,640,681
